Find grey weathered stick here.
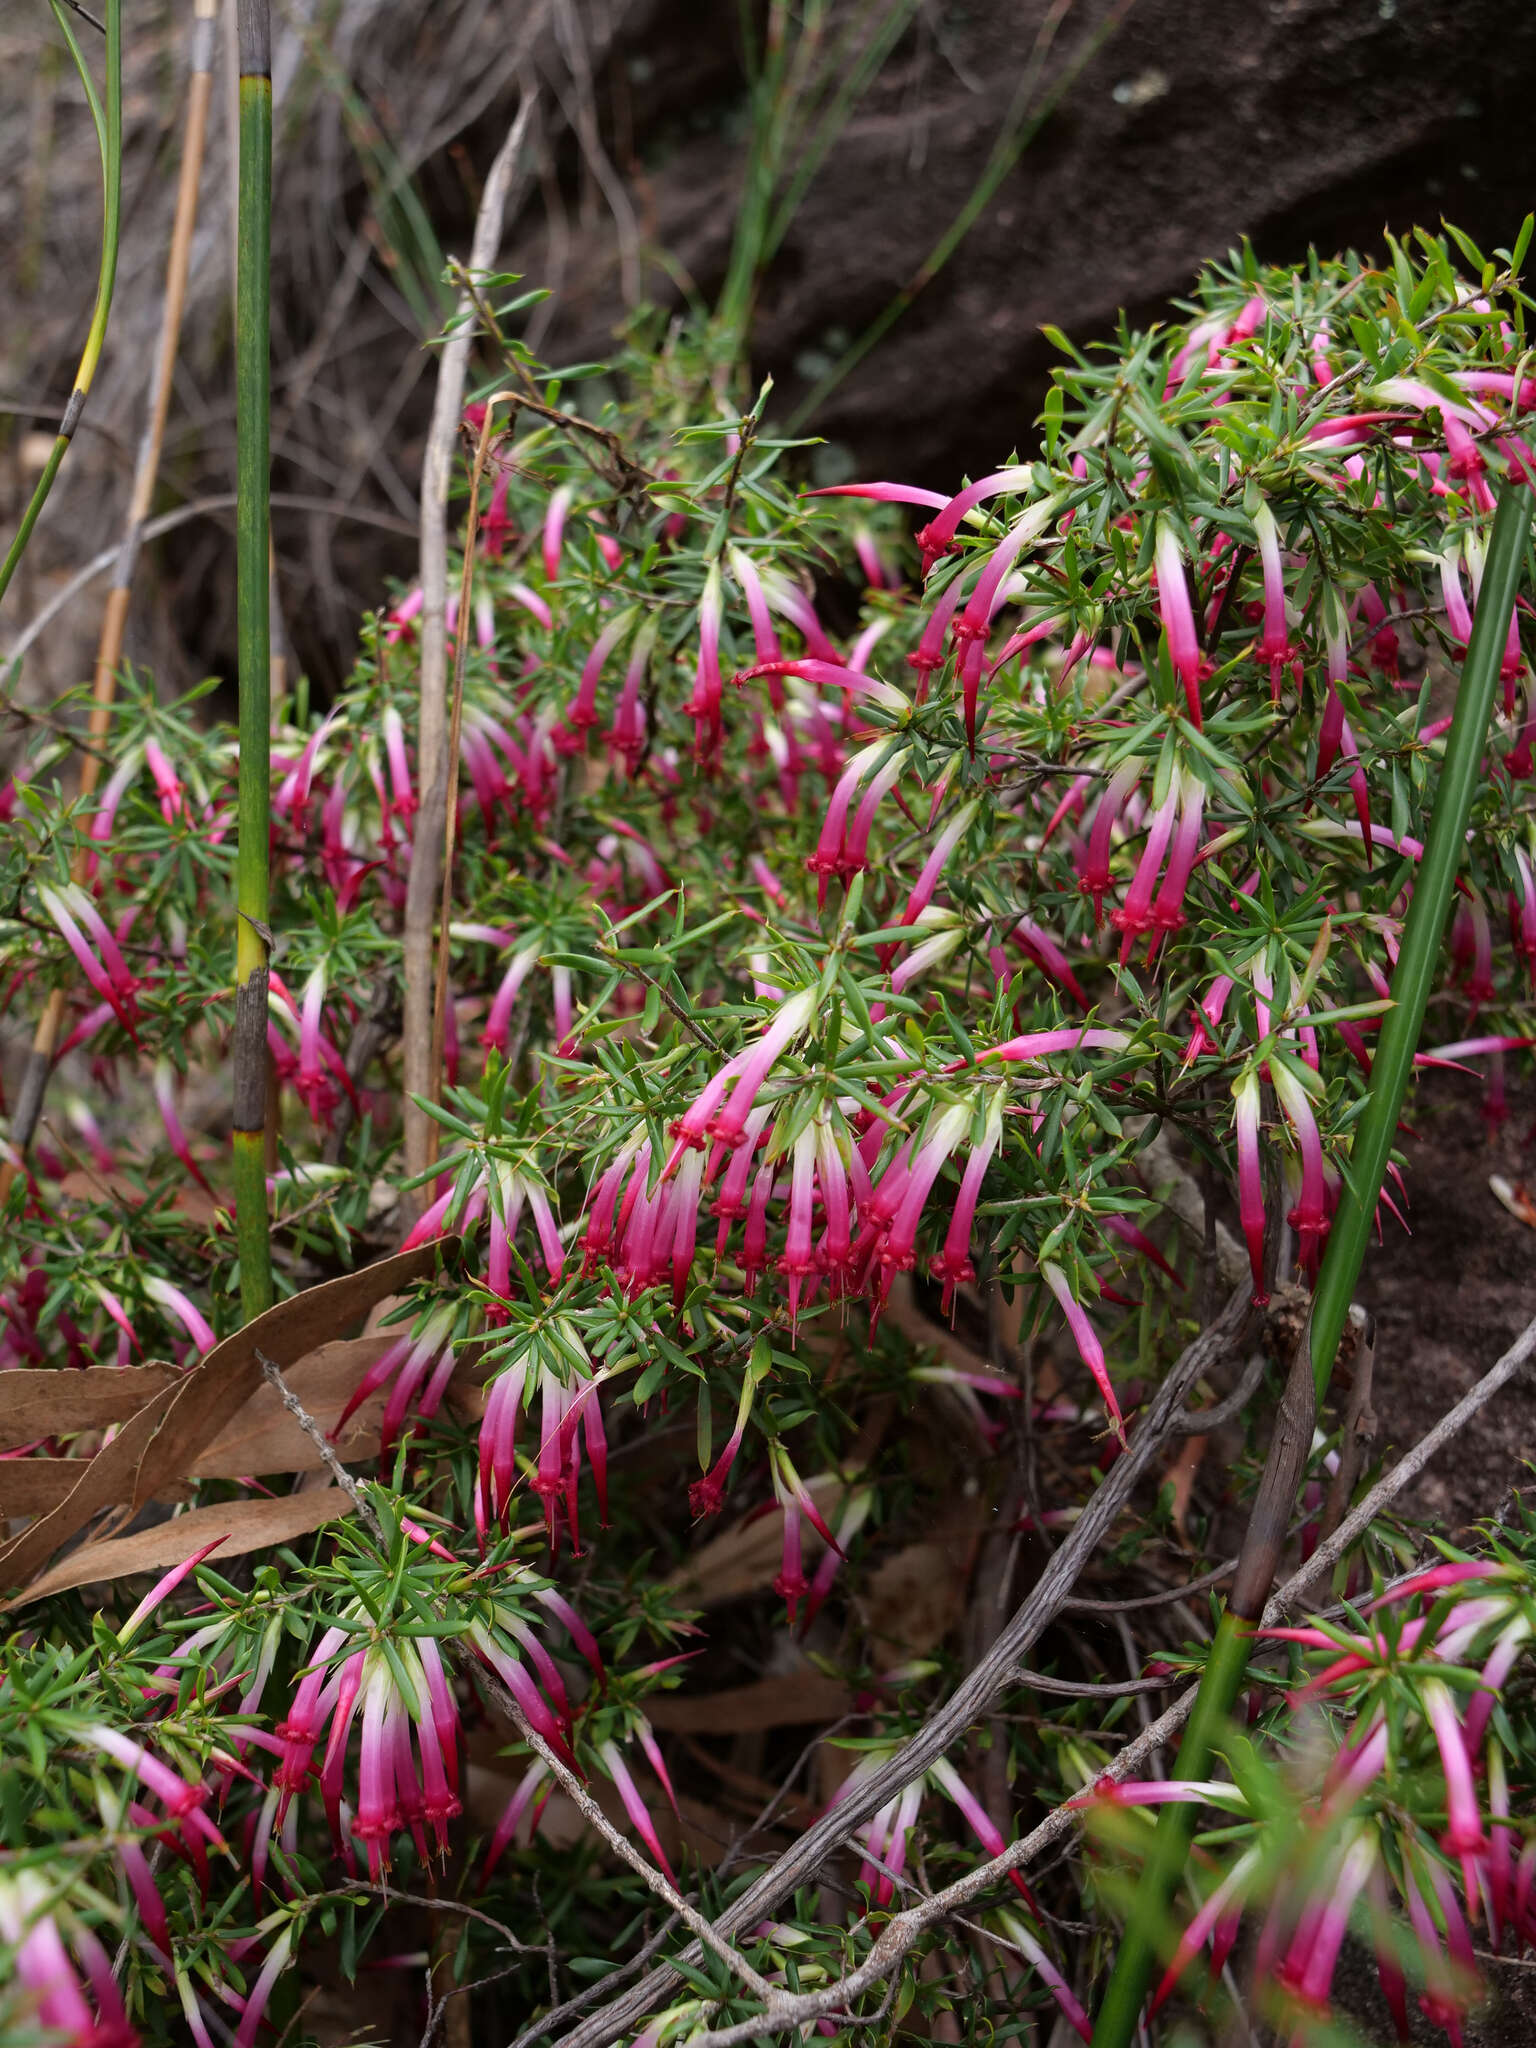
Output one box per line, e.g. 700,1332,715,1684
551,1281,1257,2048
401,96,535,1198
582,1307,1536,2048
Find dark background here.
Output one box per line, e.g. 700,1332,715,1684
4,0,1536,701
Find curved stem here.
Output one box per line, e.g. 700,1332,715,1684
0,0,121,610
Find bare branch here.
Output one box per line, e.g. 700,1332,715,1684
559,1307,1536,2048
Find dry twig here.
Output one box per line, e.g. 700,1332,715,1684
402,94,535,1194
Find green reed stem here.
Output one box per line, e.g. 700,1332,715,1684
0,0,121,611
1089,478,1531,2048
232,0,273,1320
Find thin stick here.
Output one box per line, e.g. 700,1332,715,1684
4,0,218,1169
0,0,121,610
630,1307,1536,2048
552,1282,1257,2048
231,0,274,1320
255,1351,384,1538
2,490,417,671
401,99,534,1196
426,399,505,1159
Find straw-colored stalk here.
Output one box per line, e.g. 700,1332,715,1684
231,0,274,1319
0,0,122,611
401,101,533,1197
5,0,218,1173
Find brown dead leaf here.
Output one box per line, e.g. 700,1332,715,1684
1491,1175,1536,1227
1164,1433,1207,1538
647,1673,852,1735
0,1460,189,1518
7,1489,355,1608
666,1475,844,1607
858,1539,970,1663
0,1337,398,1523
0,1240,453,1593
0,1364,184,1453
189,1334,400,1477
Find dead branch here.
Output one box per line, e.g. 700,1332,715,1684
401,94,535,1196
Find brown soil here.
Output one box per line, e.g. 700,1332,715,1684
1360,1070,1536,1535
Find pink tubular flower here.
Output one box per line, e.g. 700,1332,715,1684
926,1758,1039,1911
684,565,725,767
1111,780,1180,958
1270,1057,1328,1279
845,748,912,874
770,1448,842,1624
480,1759,551,1882
380,706,414,826
117,1536,228,1646
899,801,977,927
1076,760,1141,924
947,495,1065,744
89,746,145,847
757,572,834,665
1422,1679,1487,1877
778,1124,820,1327
1149,1846,1262,2016
37,883,140,1038
1149,772,1205,942
728,545,783,669
870,1102,971,1305
0,1875,139,2048
508,581,553,631
152,1060,215,1193
1010,916,1089,1008
86,1726,225,1862
930,1096,1004,1312
560,615,629,747
1440,545,1475,654
542,484,572,584
606,622,655,773
806,480,948,513
143,1276,217,1355
1153,516,1203,726
911,463,1035,572
907,570,971,699
978,1026,1130,1065
800,1482,873,1630
1278,1828,1379,2020
1232,1069,1267,1303
476,1346,606,1549
232,1924,294,2048
1251,498,1296,700
479,937,544,1052
734,656,909,721
690,985,817,1153
143,735,185,824
598,1739,676,1884
1041,1262,1124,1442
690,1369,757,1518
